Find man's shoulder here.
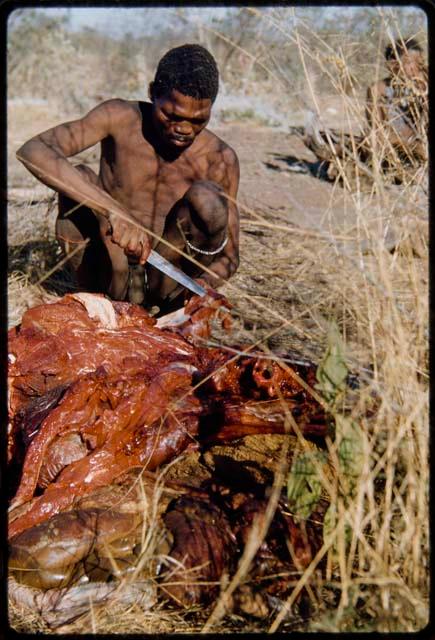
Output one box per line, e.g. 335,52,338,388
201,128,239,165
91,98,141,124
107,98,141,115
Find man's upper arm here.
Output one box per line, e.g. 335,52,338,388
225,147,240,200
212,146,240,280
223,147,240,251
207,143,239,248
32,99,128,158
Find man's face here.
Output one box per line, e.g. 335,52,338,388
151,89,212,150
388,49,424,82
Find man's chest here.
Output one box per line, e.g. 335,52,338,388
101,133,212,205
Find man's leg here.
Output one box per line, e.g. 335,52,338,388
56,165,129,300
146,180,229,313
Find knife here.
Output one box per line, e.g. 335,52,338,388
146,249,207,297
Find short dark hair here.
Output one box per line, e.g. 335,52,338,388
151,44,219,102
385,37,422,61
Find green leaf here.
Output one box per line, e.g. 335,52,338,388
323,502,337,541
315,320,348,402
287,450,327,520
323,502,353,552
335,415,366,495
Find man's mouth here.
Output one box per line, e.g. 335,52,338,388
169,134,192,146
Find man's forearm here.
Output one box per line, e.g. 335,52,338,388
16,139,130,223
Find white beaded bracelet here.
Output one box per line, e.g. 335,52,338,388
185,235,228,256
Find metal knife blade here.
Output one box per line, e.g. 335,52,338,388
147,249,207,297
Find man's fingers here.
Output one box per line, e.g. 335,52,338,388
119,227,133,249
127,236,139,255
127,232,149,259
139,238,151,265
110,219,124,244
105,219,113,236
108,217,150,263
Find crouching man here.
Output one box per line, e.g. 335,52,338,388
17,44,240,314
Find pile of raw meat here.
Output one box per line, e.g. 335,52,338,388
8,291,328,625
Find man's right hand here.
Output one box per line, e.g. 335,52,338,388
107,212,151,264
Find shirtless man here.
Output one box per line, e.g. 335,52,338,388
366,36,427,165
16,44,240,313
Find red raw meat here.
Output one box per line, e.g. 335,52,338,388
8,291,327,540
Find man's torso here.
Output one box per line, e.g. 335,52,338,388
97,100,231,237
373,76,427,135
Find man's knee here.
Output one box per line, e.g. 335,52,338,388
58,164,99,218
184,180,228,234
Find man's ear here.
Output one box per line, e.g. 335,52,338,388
148,81,154,102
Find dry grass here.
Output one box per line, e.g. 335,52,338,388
7,7,428,634
7,272,59,328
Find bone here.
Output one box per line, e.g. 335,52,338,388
8,576,156,628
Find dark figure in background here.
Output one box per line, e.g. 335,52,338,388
17,44,240,314
303,36,427,182
366,36,427,165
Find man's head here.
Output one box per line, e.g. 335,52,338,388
385,37,425,80
149,44,219,150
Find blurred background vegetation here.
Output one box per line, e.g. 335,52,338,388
7,6,427,124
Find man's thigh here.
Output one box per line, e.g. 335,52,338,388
56,168,127,295
56,195,102,288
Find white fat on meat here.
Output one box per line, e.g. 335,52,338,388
71,293,118,329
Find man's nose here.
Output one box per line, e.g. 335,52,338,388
174,122,192,135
